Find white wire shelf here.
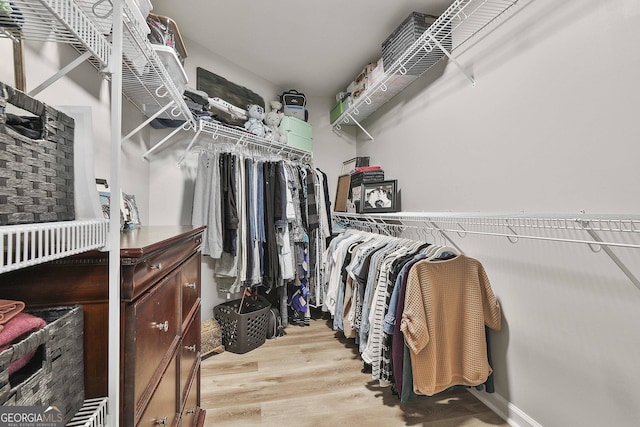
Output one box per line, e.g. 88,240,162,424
333,212,640,245
334,211,640,290
334,212,640,236
74,0,194,124
332,0,519,130
67,397,108,427
174,119,314,165
0,219,108,274
0,0,111,66
0,0,193,125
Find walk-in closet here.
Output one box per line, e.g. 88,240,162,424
1,0,639,426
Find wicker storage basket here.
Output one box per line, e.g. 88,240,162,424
201,318,224,358
214,296,270,354
0,305,84,424
381,12,449,76
0,81,75,225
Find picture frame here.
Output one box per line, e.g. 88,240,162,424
359,180,398,213
95,179,134,230
334,174,351,212
122,192,141,228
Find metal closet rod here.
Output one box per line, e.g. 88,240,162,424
333,212,640,290
332,213,640,250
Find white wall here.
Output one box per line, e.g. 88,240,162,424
306,95,357,205
350,0,640,426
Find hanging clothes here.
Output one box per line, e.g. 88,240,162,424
323,229,502,402
262,161,279,290
191,150,223,258
400,255,502,396
191,144,332,325
220,153,239,256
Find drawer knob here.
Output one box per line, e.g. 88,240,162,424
186,408,196,415
155,416,168,425
154,321,169,332
149,263,162,271
184,282,197,290
185,344,196,352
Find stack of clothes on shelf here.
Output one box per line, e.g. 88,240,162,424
0,299,47,379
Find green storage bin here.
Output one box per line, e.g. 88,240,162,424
279,116,313,152
330,100,344,124
279,116,312,139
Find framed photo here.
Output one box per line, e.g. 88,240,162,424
95,179,133,230
334,174,351,212
95,179,111,220
123,193,141,228
359,180,398,213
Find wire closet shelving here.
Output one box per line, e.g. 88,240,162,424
1,0,194,125
332,0,520,140
170,119,315,166
1,0,198,273
333,212,640,290
0,0,191,423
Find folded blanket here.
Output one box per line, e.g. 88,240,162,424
354,165,382,173
0,312,47,375
0,299,26,332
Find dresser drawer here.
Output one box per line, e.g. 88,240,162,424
180,307,200,404
181,253,201,327
179,372,200,427
121,231,203,301
138,355,178,427
127,269,180,404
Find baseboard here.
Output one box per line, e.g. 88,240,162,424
468,389,543,427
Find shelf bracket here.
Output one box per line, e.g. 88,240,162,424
426,34,476,87
582,227,640,291
176,124,204,166
345,112,374,141
122,101,175,143
143,122,191,160
28,51,93,97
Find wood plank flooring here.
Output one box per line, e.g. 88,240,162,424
200,312,509,427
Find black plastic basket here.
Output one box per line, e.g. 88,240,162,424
214,296,270,354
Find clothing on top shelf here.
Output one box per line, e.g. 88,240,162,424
322,229,501,401
191,140,331,325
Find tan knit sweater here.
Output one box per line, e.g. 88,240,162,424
400,255,502,396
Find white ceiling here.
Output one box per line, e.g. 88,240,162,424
150,0,452,97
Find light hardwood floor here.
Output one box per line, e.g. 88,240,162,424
201,312,509,427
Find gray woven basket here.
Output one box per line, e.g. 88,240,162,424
0,81,75,225
0,305,84,424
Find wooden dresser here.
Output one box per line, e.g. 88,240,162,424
0,226,206,426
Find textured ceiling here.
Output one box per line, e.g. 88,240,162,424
150,0,452,97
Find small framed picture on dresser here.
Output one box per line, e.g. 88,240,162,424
359,180,398,213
